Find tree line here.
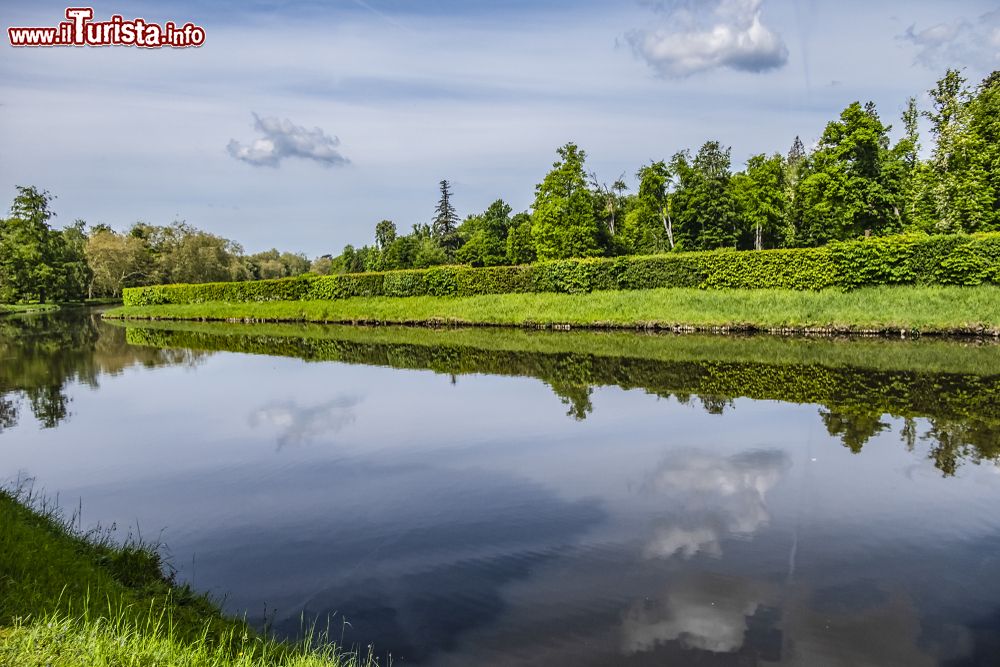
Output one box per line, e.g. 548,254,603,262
1,68,996,302
347,68,999,271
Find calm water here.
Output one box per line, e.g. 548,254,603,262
3,309,1000,666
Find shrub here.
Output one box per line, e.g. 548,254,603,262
122,232,1000,306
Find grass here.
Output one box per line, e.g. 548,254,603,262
0,484,373,667
106,285,1000,335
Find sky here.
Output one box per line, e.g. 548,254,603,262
1,0,998,255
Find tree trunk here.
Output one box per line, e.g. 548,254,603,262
662,209,675,249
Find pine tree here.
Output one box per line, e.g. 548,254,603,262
432,179,460,257
787,136,806,166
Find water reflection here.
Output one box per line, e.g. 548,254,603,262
120,320,1000,476
3,312,1000,665
249,396,361,449
621,574,771,656
0,310,204,432
642,450,790,560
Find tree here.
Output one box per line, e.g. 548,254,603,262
531,143,604,260
85,228,151,297
457,199,513,266
60,220,92,299
590,172,627,238
731,153,787,250
155,223,247,284
0,186,79,302
382,235,418,270
792,102,905,244
432,180,459,257
621,161,672,254
782,137,808,245
969,71,1000,230
670,142,739,250
310,255,334,275
506,212,535,265
375,220,397,251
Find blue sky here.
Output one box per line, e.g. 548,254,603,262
1,0,997,254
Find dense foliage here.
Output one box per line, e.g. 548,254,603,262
4,69,999,304
121,232,1000,306
332,69,1000,271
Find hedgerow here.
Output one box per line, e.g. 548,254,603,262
122,232,1000,306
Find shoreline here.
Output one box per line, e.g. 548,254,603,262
104,286,1000,338
0,486,368,666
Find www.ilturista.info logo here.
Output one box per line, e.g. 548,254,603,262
8,8,205,48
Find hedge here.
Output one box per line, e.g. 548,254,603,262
122,232,1000,306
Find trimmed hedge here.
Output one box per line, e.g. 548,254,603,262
122,232,1000,306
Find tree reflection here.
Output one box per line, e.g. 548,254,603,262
84,321,1000,475
820,408,890,453
0,310,206,431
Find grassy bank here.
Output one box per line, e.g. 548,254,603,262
106,285,1000,336
0,486,371,666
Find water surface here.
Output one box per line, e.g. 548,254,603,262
2,310,1000,665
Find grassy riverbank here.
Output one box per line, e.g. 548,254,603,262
0,487,370,666
106,285,1000,335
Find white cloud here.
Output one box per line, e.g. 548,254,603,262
227,113,350,168
627,0,788,77
902,9,1000,71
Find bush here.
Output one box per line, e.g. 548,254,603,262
122,232,1000,306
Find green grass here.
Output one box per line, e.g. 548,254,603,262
106,285,1000,335
0,485,372,667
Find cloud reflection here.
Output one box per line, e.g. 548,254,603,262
249,396,360,449
642,449,790,559
622,574,764,655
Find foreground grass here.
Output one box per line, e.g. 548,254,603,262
0,487,370,667
106,285,1000,335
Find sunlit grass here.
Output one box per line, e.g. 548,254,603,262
106,285,1000,334
0,484,372,666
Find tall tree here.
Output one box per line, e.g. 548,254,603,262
919,69,999,232
0,186,78,302
531,143,604,260
782,137,808,245
792,101,905,244
670,141,739,250
432,180,459,257
375,219,397,250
